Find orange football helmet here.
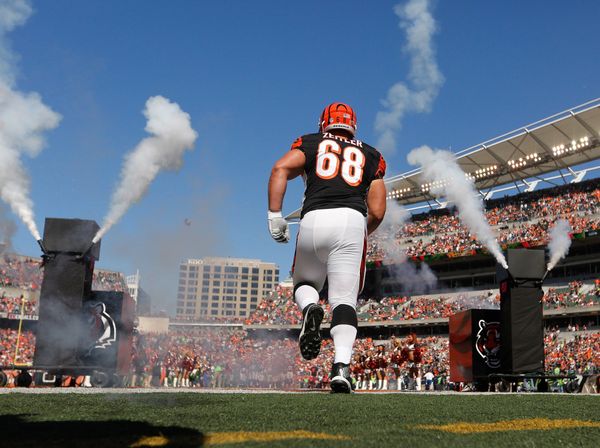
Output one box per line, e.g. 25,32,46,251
318,102,357,136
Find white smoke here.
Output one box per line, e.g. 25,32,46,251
0,0,61,241
375,0,444,155
373,199,437,294
94,96,198,243
546,219,571,271
407,146,508,268
377,199,411,264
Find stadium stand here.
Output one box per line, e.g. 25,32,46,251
4,325,589,390
0,293,38,317
0,255,42,290
1,172,599,389
0,328,35,366
5,326,595,390
0,255,127,322
368,178,600,262
138,173,599,390
240,280,599,326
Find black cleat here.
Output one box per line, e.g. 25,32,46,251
330,362,353,394
299,303,324,360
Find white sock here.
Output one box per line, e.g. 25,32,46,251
295,284,319,311
330,324,357,364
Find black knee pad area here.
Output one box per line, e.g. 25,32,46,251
331,304,358,329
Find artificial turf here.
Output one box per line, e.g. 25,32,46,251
1,392,599,447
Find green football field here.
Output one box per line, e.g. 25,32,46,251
1,391,599,447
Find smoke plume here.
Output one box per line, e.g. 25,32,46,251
375,0,444,155
374,199,437,295
547,219,571,271
0,0,61,241
407,145,508,268
94,96,198,243
377,199,410,265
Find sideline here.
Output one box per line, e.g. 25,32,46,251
1,387,598,395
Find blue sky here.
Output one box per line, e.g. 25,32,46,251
4,0,600,311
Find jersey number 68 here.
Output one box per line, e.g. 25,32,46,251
315,139,365,186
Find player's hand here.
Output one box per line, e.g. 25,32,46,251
268,211,289,243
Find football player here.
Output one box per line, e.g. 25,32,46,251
268,102,387,393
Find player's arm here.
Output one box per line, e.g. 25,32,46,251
267,148,305,243
268,149,305,212
366,179,386,235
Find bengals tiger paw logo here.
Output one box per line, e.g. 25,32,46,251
475,320,501,369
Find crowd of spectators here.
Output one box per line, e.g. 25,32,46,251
3,275,594,326
1,325,597,390
357,293,499,322
545,329,599,378
403,216,600,259
243,286,301,326
244,281,599,326
92,270,127,292
368,180,600,261
543,280,600,309
0,256,42,290
170,316,244,324
0,254,127,321
0,254,127,293
112,328,600,390
94,327,600,390
0,328,35,366
0,293,38,317
129,328,297,389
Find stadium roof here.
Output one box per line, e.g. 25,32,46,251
386,98,600,208
286,98,600,220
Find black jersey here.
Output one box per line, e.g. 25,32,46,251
291,132,386,218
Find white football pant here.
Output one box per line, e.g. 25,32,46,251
293,208,367,311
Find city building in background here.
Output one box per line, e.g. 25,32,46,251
127,270,152,315
136,288,152,316
126,271,140,304
176,257,279,320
